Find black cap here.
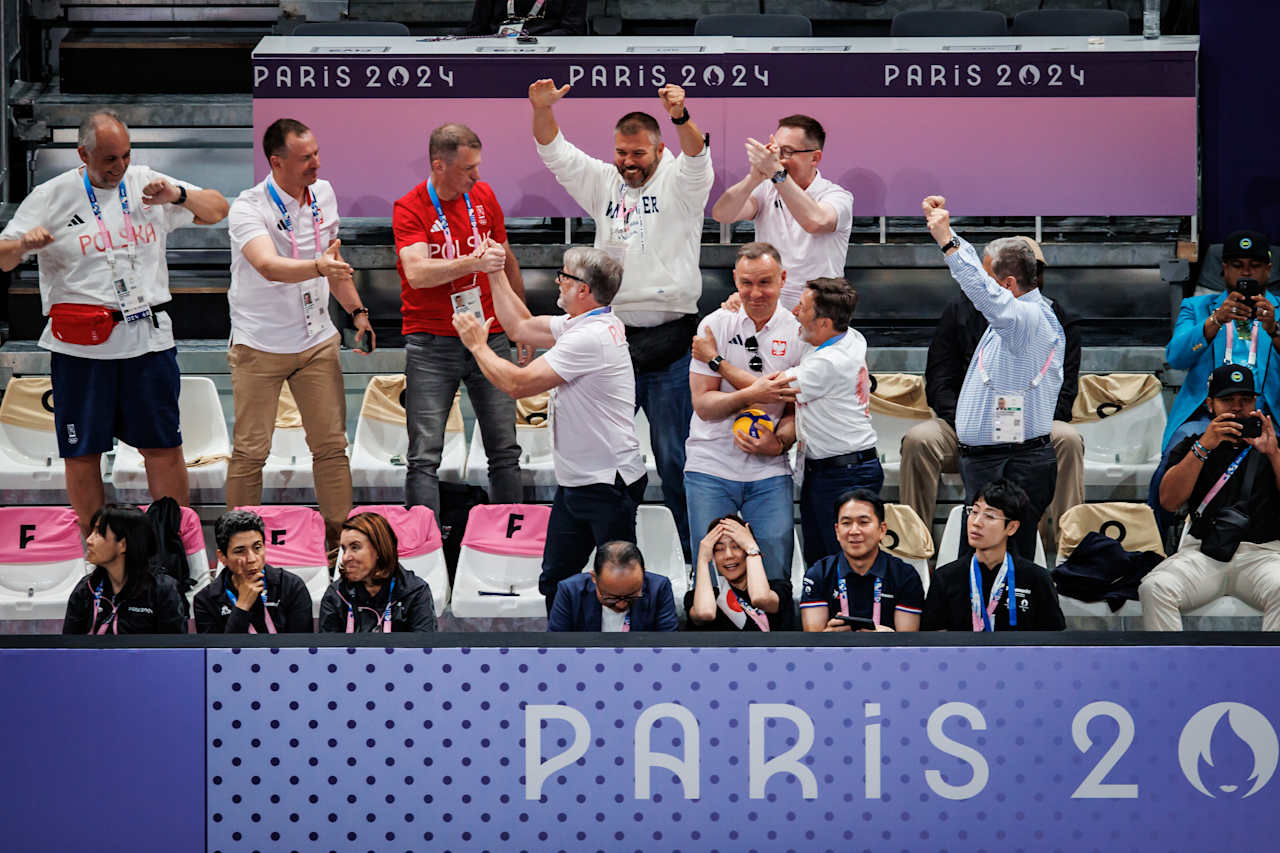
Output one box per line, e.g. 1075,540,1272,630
1222,230,1271,263
1208,364,1257,398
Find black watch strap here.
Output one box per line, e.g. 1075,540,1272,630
671,107,691,126
173,184,188,205
939,236,960,253
708,355,724,373
351,307,369,319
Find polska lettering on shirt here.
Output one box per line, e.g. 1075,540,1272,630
426,203,491,260
77,222,159,257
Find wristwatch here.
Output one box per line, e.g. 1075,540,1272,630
938,235,961,253
771,169,788,184
671,107,691,126
172,184,188,205
745,546,762,557
351,307,369,320
708,355,725,373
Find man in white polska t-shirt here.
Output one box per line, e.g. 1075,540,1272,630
685,241,806,583
452,244,648,613
711,114,853,311
785,277,882,567
0,109,229,535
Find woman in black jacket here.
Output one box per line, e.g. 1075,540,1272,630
63,504,186,634
193,509,314,633
320,512,437,633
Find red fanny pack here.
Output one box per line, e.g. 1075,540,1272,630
48,303,120,346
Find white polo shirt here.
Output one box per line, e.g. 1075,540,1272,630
786,329,877,459
0,165,197,359
228,174,341,354
544,308,646,488
750,171,853,310
686,304,806,481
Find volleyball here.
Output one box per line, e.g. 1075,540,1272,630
732,409,775,439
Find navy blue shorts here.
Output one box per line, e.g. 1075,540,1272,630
49,348,182,457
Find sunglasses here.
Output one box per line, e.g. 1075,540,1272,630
744,336,764,372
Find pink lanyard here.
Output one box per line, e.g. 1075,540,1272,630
733,588,772,632
82,169,138,278
88,582,119,635
1222,319,1260,369
621,609,631,632
975,340,1057,388
1197,446,1252,515
837,574,882,625
265,181,324,261
341,580,395,633
225,587,277,634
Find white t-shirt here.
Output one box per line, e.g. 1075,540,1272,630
601,606,628,632
543,308,646,488
227,175,341,354
536,131,714,323
786,329,877,459
750,171,853,310
0,165,198,359
686,304,807,481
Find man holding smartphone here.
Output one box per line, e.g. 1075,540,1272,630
1141,364,1280,631
799,489,923,632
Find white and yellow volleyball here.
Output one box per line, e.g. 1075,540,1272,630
732,409,774,439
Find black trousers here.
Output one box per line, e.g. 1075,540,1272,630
538,473,648,613
957,440,1057,563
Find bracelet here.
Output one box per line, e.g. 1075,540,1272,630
670,107,690,126
351,307,369,319
1191,440,1209,462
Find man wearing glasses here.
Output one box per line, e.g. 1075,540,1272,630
712,115,853,310
452,245,648,614
548,541,678,632
686,242,804,582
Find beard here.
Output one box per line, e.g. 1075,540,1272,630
616,162,654,188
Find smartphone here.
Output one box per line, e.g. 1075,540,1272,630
831,614,878,630
358,332,373,354
1238,415,1263,439
1233,277,1263,319
516,34,539,44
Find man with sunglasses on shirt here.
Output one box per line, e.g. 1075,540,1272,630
712,115,852,311
547,540,678,632
687,241,804,584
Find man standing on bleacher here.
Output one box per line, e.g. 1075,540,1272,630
1141,365,1280,630
226,118,373,554
452,245,647,614
529,78,714,561
921,195,1065,562
0,109,229,535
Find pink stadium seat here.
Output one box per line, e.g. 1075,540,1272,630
234,505,329,615
349,505,449,616
0,506,86,620
451,504,551,618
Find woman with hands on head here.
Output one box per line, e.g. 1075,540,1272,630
319,512,437,633
686,515,795,632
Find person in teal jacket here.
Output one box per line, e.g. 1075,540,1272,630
1150,230,1280,527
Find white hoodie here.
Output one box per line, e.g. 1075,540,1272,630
537,130,713,321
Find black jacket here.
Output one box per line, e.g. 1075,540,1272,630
923,553,1066,631
318,564,437,633
466,0,587,35
193,565,314,633
62,566,187,634
925,294,1081,428
1051,532,1163,612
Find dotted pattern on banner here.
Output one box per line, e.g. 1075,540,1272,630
206,646,1280,853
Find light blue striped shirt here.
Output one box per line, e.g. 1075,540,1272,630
948,235,1065,446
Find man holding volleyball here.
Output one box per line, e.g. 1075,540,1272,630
686,242,805,583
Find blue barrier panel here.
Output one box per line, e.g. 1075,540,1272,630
207,645,1280,851
0,648,205,853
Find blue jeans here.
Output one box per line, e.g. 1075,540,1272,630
685,471,794,583
404,331,522,516
1148,415,1210,532
799,456,885,567
636,352,694,561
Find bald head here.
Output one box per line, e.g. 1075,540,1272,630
78,110,129,155
77,110,131,189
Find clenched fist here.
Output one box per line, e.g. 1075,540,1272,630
658,84,687,119
141,178,182,206
19,227,54,253
922,195,952,246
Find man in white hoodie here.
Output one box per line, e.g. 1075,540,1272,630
530,78,714,559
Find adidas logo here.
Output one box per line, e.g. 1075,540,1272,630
66,214,85,228
430,219,446,233
276,219,288,231
728,334,744,346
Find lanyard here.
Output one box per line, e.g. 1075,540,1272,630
975,337,1057,387
1222,319,1260,370
970,553,1015,632
426,179,482,262
836,573,882,625
614,183,648,254
82,170,137,277
266,181,324,262
817,332,846,351
621,608,631,632
1196,446,1252,515
724,586,771,632
506,0,547,17
344,579,396,634
225,586,278,634
88,581,119,635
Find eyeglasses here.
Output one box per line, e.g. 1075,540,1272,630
598,591,645,607
777,146,818,159
743,336,764,372
964,505,1009,525
556,270,589,286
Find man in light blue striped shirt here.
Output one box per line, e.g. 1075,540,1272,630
922,196,1065,560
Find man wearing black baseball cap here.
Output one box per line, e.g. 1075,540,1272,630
1141,363,1280,630
1150,229,1280,533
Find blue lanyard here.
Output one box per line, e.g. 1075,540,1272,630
226,585,269,610
970,553,1015,631
82,170,137,272
816,332,846,351
265,181,323,260
426,179,480,253
381,578,396,628
583,306,611,317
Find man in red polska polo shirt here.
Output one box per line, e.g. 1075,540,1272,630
393,123,530,516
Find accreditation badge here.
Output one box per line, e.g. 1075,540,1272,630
992,394,1025,444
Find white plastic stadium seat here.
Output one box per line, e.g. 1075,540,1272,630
0,506,87,621
1075,374,1167,493
350,504,449,617
465,421,556,493
585,505,688,619
633,408,665,501
113,376,230,504
450,503,551,618
235,505,330,617
1051,502,1161,627
869,374,934,488
790,529,806,605
1175,522,1263,628
349,376,465,502
0,377,68,502
262,384,346,502
937,504,1047,567
883,503,934,593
